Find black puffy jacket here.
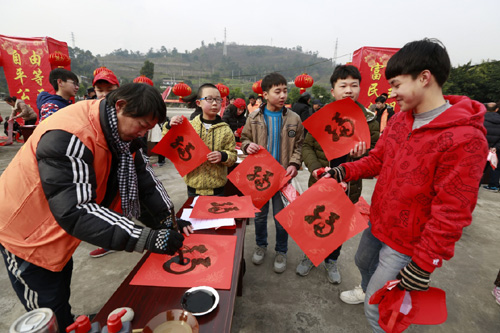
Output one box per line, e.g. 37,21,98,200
484,111,500,150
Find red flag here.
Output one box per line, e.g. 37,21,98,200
275,177,368,267
227,147,291,209
190,195,258,219
303,98,371,160
152,115,211,177
351,46,400,112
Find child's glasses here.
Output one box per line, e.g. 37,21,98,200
200,97,223,104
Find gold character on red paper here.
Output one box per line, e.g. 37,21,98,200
29,50,41,66
38,88,45,94
12,50,22,66
371,63,385,81
367,83,379,97
15,68,27,85
17,88,30,101
32,68,44,86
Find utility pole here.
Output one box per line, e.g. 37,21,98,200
71,32,75,48
223,28,227,56
333,38,338,67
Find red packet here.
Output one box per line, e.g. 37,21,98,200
227,147,291,209
279,182,300,207
303,98,371,160
190,195,258,219
275,177,368,267
355,196,370,222
152,115,211,177
130,234,236,290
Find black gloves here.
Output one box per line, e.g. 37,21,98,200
145,229,184,255
327,165,346,182
397,261,431,291
176,218,192,232
161,215,174,229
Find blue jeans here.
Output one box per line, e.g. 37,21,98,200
364,243,411,332
254,192,288,253
355,223,383,292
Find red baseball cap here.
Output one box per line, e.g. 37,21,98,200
93,71,119,87
369,280,447,332
233,98,246,109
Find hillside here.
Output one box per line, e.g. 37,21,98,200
96,42,335,93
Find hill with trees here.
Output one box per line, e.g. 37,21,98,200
1,42,499,105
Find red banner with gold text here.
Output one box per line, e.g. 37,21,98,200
351,46,399,111
0,35,71,119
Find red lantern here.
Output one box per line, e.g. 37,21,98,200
49,51,71,68
252,80,263,95
93,66,113,76
294,73,314,94
172,82,192,100
133,75,154,86
216,83,230,98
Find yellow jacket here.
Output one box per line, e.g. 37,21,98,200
163,115,237,195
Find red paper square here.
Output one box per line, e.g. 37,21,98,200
190,195,258,219
303,98,371,160
227,148,291,209
130,234,236,290
151,115,211,177
275,177,368,266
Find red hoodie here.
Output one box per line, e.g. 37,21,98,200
343,95,488,272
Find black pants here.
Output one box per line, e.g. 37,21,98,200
0,243,74,330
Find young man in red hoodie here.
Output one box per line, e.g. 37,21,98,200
326,38,488,331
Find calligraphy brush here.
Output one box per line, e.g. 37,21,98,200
171,209,187,265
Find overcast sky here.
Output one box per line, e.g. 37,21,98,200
2,0,499,67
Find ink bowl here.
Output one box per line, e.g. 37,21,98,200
143,309,199,333
181,286,219,316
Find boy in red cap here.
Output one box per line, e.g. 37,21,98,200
326,39,488,331
93,70,120,99
88,68,120,258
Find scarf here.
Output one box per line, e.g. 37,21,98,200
106,104,141,219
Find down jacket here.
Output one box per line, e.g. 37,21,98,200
0,99,173,271
484,111,500,150
342,95,488,272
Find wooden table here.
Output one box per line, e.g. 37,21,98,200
92,198,247,331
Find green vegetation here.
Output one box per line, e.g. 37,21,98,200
1,44,499,103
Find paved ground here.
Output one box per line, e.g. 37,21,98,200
1,101,499,332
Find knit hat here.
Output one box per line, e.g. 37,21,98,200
93,70,119,87
233,98,246,109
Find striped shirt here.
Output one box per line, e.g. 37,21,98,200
263,107,282,161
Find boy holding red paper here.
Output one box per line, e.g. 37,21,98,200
241,72,304,273
326,39,488,331
165,83,237,197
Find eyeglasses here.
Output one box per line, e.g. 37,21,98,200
200,97,223,104
65,80,79,87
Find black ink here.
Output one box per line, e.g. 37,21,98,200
170,136,195,161
163,245,211,274
208,202,240,214
304,205,339,238
324,112,355,142
247,166,274,191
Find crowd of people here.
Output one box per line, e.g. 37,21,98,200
0,38,498,331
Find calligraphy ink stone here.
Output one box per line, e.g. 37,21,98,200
181,290,215,313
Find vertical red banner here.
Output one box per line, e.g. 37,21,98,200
0,35,71,117
351,46,399,111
